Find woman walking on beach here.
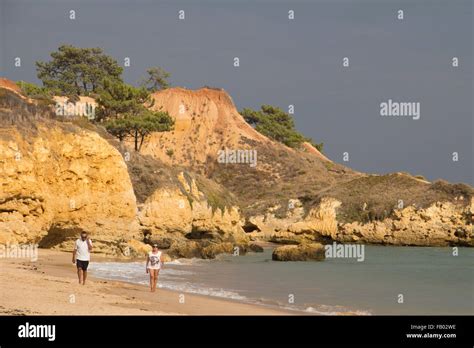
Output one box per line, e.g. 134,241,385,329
146,244,164,292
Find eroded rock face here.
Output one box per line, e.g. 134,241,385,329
138,172,249,258
247,198,340,244
288,198,341,237
0,125,139,254
139,174,247,240
249,197,473,247
272,243,325,261
336,200,473,246
141,87,270,167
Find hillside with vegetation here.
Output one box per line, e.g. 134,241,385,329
1,45,472,257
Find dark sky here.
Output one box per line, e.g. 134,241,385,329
1,0,472,184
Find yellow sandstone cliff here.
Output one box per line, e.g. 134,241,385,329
0,122,139,254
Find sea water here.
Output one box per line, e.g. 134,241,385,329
89,246,473,315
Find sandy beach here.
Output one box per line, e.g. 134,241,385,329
0,249,292,315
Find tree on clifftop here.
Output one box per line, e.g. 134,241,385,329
139,66,171,92
241,105,324,152
31,44,175,152
97,79,174,151
36,45,123,96
104,110,174,151
95,79,152,121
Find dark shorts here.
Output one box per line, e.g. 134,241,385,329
76,260,89,271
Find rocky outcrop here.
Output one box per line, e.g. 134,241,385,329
247,198,340,245
201,242,235,259
272,243,325,261
0,85,137,257
336,199,473,246
247,243,264,252
138,172,249,258
288,198,341,235
0,123,139,254
250,197,473,247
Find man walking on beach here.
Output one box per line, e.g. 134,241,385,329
72,231,93,285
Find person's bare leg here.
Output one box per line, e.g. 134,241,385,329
149,272,154,292
153,270,159,291
77,268,83,284
82,270,87,285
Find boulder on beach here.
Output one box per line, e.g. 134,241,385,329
272,243,326,261
201,242,234,259
248,243,264,253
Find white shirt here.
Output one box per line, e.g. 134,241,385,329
75,238,92,261
147,251,162,270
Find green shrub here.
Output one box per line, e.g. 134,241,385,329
240,105,323,151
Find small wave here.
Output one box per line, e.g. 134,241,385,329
159,282,247,301
91,267,193,278
166,258,206,266
240,298,372,316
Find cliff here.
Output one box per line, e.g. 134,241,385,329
0,83,249,257
0,88,138,255
1,79,472,256
140,87,473,247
